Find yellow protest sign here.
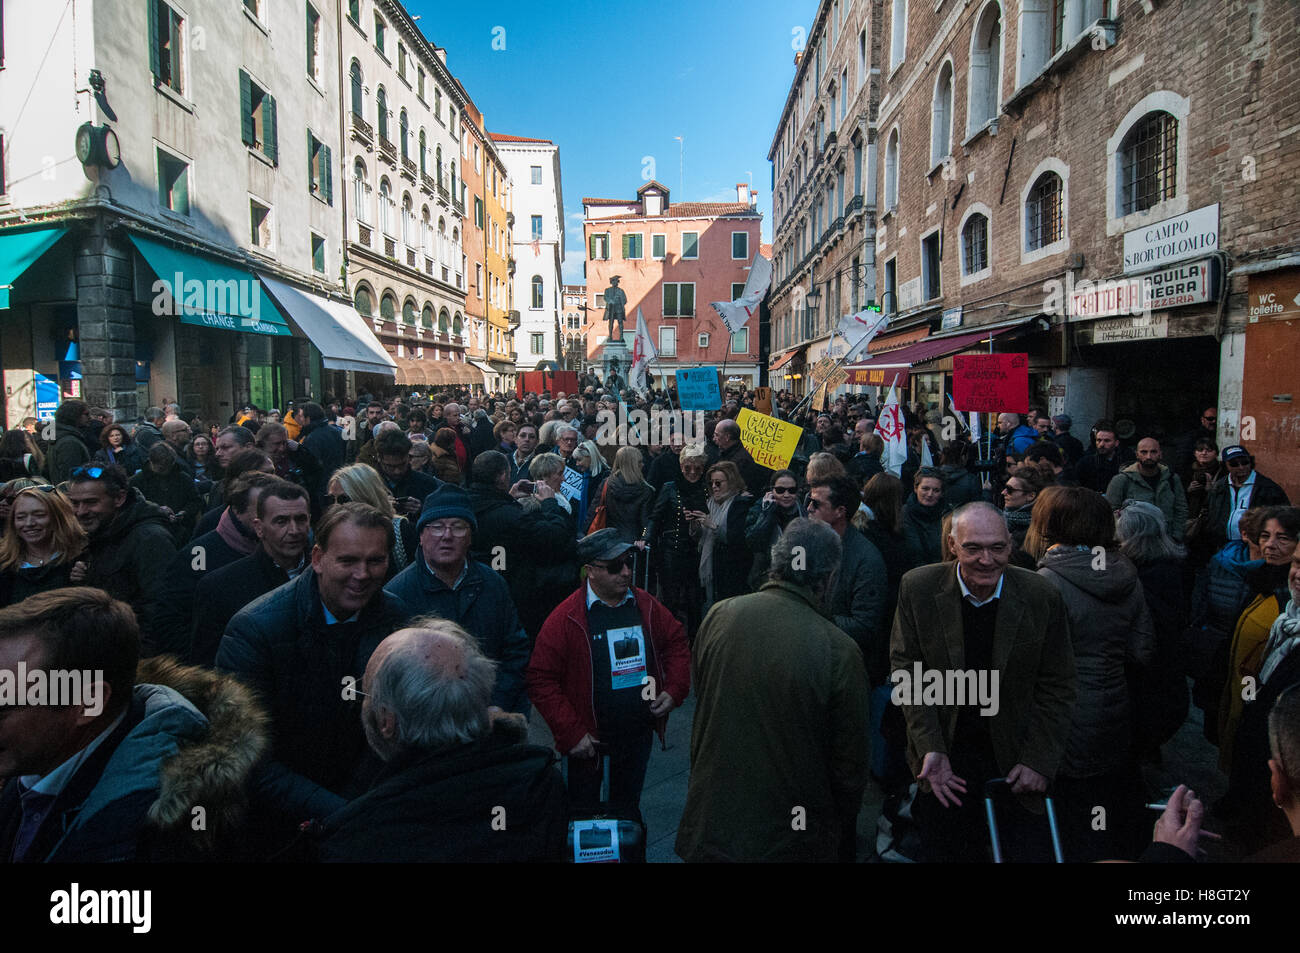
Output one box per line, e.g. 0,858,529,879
737,407,801,470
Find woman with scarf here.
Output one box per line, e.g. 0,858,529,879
1217,506,1300,769
1000,465,1046,558
648,443,709,640
744,469,803,591
696,461,753,615
93,423,146,476
1225,540,1300,853
0,486,88,607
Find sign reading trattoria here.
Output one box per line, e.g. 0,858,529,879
1068,258,1218,320
1122,203,1219,273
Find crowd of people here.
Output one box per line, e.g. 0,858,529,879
1,383,1297,864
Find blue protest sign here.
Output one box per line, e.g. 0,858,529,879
675,366,722,411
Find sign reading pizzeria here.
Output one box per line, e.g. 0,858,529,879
1068,257,1219,321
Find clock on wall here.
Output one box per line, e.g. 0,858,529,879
75,122,121,169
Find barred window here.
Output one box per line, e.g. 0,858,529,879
962,214,988,275
1120,111,1178,215
1026,172,1063,251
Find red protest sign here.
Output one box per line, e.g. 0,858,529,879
952,353,1029,413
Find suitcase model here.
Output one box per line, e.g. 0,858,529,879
983,777,1064,863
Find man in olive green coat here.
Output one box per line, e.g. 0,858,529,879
675,518,869,862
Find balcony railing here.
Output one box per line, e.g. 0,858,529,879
846,195,864,216
453,195,465,216
378,136,396,164
401,156,417,180
420,172,436,195
438,182,450,202
350,111,372,143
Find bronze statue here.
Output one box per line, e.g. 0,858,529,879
602,276,627,340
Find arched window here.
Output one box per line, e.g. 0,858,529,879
402,193,413,246
890,0,908,71
451,161,457,199
434,88,442,119
1119,111,1178,215
452,313,463,337
530,275,544,310
399,109,409,160
380,292,397,325
968,2,1002,133
438,308,450,333
962,212,990,276
421,206,431,255
421,304,434,329
379,177,393,235
418,129,427,175
354,285,373,317
931,60,954,165
376,86,389,141
1025,171,1064,251
885,128,899,211
402,298,417,326
352,159,369,224
436,146,443,186
349,60,364,118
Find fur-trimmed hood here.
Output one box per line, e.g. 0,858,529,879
134,656,269,849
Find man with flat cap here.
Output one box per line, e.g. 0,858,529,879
526,528,690,821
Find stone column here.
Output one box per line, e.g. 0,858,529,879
232,334,250,409
76,216,138,421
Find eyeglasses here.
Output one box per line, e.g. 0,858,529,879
1226,458,1251,468
594,554,634,574
709,479,727,487
424,521,471,537
1003,484,1026,495
773,486,797,495
70,466,105,480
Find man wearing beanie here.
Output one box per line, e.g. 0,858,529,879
384,485,531,715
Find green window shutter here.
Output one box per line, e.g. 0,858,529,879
264,93,278,164
682,284,695,315
148,0,161,79
663,284,677,316
589,234,597,259
239,71,254,146
324,144,333,205
307,130,315,188
621,234,631,259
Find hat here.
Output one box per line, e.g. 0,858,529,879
577,528,635,565
1222,445,1251,464
416,485,478,534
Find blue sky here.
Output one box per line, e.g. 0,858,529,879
407,0,818,285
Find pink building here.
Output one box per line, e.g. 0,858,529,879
583,182,763,386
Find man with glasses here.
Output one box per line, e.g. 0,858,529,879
527,528,690,825
65,464,178,641
384,486,531,716
1205,445,1290,551
890,502,1077,862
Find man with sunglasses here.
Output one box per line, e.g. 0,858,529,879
1204,445,1290,551
65,464,177,639
384,486,531,716
527,528,690,824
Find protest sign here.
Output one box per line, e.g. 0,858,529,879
675,366,723,410
736,408,801,470
752,386,773,415
952,354,1029,413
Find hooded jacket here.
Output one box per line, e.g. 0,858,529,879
594,473,655,541
299,419,346,485
940,464,983,510
744,496,805,589
526,585,690,754
1037,547,1155,777
82,487,178,638
901,497,945,567
0,657,268,862
1105,463,1189,541
384,556,531,714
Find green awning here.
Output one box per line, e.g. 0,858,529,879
128,233,290,337
0,227,67,308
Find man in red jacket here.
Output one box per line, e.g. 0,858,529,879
526,529,690,819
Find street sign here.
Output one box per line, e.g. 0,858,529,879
1123,203,1219,273
1247,271,1300,323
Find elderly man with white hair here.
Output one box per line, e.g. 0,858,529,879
315,618,566,862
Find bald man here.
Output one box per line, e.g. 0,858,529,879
315,620,566,862
1104,437,1188,541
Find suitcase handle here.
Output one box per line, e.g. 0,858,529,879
983,777,1064,863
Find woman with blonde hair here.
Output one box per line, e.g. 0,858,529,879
327,463,416,579
591,446,655,545
0,486,88,607
697,460,753,611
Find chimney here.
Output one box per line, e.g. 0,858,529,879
737,183,751,205
749,190,759,209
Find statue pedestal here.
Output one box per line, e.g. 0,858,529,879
601,338,631,387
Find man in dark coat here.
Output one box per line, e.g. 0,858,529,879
1075,422,1134,494
298,401,346,488
65,464,177,639
374,429,441,520
676,518,868,862
149,472,281,659
712,418,767,497
1203,444,1291,551
48,400,95,484
315,622,566,862
808,476,887,665
384,486,531,714
467,451,578,640
188,482,312,667
216,503,410,837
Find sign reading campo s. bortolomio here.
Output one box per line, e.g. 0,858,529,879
1122,203,1219,273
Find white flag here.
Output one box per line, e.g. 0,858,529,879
920,437,934,468
838,308,889,356
877,377,908,477
710,252,772,334
629,307,657,392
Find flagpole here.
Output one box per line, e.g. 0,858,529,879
787,321,878,420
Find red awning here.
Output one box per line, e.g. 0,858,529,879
845,325,1023,386
769,346,806,372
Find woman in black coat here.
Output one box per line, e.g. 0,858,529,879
648,445,709,639
130,442,205,545
94,423,146,476
744,469,804,591
698,460,753,612
900,467,946,567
